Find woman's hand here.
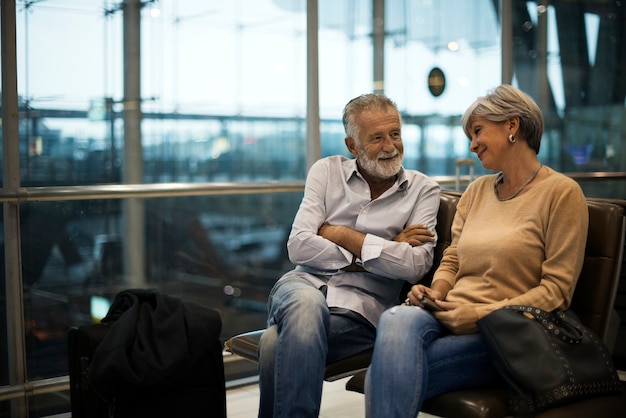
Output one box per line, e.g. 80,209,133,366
404,284,443,307
405,284,479,334
433,304,480,334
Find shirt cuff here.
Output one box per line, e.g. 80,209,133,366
338,246,353,266
360,233,384,263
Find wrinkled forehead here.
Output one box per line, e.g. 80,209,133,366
357,107,401,124
356,109,401,131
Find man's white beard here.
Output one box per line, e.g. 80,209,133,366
356,146,403,179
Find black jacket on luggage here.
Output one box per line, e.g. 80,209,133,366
68,288,226,418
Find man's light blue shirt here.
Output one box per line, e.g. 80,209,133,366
287,155,440,326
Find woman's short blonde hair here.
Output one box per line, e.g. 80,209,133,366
461,84,544,154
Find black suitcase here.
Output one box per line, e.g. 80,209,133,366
67,291,226,418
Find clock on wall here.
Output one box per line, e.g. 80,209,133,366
428,67,446,97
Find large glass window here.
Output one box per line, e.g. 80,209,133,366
7,1,626,188
8,0,507,187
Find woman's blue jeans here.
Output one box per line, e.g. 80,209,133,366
365,305,501,418
258,272,376,418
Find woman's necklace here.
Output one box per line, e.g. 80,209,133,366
494,164,543,201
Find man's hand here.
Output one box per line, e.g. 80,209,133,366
394,224,434,247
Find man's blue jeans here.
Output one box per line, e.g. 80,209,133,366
365,305,502,418
258,272,376,418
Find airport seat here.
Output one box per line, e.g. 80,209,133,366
223,190,462,382
344,197,626,418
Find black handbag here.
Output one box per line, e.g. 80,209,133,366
477,305,622,416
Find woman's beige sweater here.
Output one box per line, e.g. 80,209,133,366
433,167,589,320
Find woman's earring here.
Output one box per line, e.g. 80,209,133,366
508,134,516,143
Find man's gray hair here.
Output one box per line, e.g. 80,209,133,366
342,94,400,140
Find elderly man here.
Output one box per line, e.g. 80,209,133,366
258,93,440,418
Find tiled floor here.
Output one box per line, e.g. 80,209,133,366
226,377,440,418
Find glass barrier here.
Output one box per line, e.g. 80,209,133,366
17,192,300,373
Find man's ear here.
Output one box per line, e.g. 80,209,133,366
345,137,358,157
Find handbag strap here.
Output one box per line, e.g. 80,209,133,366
503,305,583,344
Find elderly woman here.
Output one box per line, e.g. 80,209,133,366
365,84,589,417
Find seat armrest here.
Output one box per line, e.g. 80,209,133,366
225,329,372,381
224,330,264,362
324,349,372,381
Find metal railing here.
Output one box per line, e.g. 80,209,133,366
1,171,625,204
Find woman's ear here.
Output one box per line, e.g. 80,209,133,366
508,117,520,136
345,137,358,157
